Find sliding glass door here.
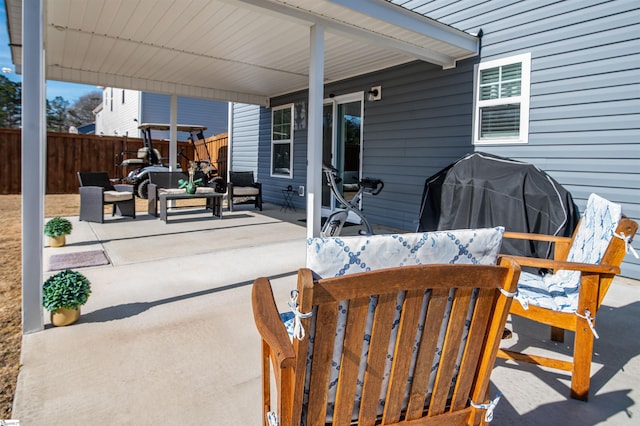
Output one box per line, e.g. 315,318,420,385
322,93,363,218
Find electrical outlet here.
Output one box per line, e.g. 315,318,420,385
298,185,305,196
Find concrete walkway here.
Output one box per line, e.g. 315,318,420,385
12,203,640,425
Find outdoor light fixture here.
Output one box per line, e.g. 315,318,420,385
368,85,382,101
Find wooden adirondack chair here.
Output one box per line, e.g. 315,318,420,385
497,193,638,401
252,258,520,426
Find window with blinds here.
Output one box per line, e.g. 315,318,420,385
474,53,531,144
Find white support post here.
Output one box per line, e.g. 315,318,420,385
227,102,234,183
306,24,325,238
22,0,45,333
169,95,178,208
169,95,178,172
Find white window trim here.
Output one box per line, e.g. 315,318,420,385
270,103,294,179
473,52,531,145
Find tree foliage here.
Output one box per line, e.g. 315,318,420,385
67,90,102,127
47,91,101,132
47,96,70,132
0,77,101,132
0,75,21,128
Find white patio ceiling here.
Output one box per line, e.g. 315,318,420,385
6,0,478,106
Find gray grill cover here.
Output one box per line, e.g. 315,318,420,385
418,152,580,259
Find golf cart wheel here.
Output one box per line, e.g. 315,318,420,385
137,178,150,199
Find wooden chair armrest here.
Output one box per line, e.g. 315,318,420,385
504,232,574,260
252,277,296,369
503,231,572,244
505,255,620,275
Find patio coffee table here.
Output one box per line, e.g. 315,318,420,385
158,190,223,223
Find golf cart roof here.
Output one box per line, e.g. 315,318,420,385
137,123,207,132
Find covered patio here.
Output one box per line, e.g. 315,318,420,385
7,1,640,424
6,0,480,334
12,204,640,424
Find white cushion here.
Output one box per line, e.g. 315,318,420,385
103,190,133,202
159,188,186,195
159,187,217,195
233,186,259,196
195,187,216,194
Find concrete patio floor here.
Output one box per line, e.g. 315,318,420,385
12,202,640,425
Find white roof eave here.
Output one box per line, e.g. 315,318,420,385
4,0,479,104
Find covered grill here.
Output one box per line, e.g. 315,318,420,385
418,152,580,259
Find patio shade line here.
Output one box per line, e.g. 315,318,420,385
90,219,295,244
80,270,300,324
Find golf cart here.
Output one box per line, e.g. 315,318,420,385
123,123,218,198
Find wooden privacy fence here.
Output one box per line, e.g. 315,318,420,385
195,132,228,179
0,128,228,194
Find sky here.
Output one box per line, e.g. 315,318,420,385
0,0,100,103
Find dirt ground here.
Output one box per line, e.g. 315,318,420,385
0,194,151,419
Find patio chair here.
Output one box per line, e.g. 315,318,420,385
253,261,520,426
77,171,136,223
497,193,638,401
228,171,262,211
253,228,521,425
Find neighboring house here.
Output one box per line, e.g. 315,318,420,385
231,1,640,278
94,88,229,139
76,123,95,134
229,103,260,175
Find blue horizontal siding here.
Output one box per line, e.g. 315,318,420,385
533,69,639,95
532,100,640,121
140,93,228,138
231,103,259,173
424,0,640,278
253,0,640,278
534,85,638,107
530,115,639,133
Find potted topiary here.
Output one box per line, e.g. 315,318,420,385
44,217,73,247
42,269,92,326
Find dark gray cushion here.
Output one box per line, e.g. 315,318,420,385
230,171,255,187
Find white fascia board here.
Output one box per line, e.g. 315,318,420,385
45,66,270,106
5,0,24,68
327,0,478,53
325,22,456,68
233,0,478,68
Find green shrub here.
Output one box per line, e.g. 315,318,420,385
42,270,91,311
44,217,73,237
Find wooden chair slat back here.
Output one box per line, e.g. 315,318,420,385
333,296,370,425
405,287,449,420
287,262,519,425
450,288,496,410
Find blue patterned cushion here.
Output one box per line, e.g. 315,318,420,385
515,193,622,312
284,227,504,423
306,228,504,275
